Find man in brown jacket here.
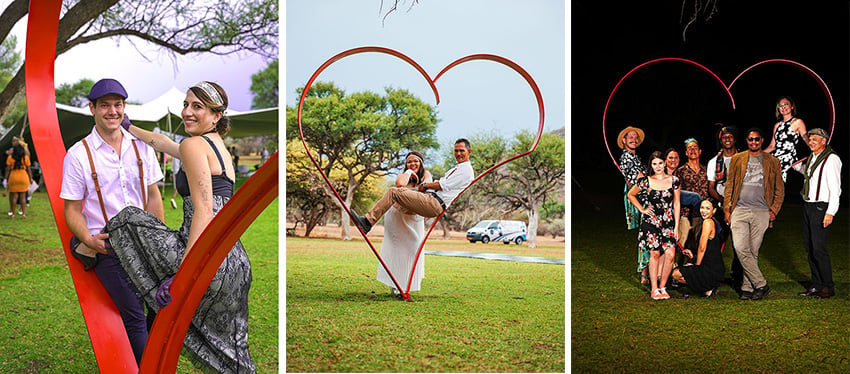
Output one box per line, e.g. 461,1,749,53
723,127,784,301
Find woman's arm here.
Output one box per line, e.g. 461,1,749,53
764,122,780,153
673,184,680,241
180,137,215,262
128,124,182,159
695,218,714,265
793,118,808,144
627,182,650,215
395,169,417,187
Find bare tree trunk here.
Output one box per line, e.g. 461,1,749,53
0,70,24,127
440,219,451,240
0,0,28,44
526,202,540,249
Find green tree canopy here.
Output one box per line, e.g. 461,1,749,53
287,81,439,239
55,78,96,108
250,58,278,109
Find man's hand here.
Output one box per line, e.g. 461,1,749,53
85,233,111,254
823,213,834,228
417,183,427,192
724,210,731,225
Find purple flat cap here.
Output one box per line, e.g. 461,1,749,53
88,78,128,101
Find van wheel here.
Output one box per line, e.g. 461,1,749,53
481,236,490,244
514,237,524,245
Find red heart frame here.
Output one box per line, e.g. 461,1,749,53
26,2,278,373
602,57,835,176
297,46,545,300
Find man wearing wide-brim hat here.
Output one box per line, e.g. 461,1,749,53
791,127,840,299
617,125,651,282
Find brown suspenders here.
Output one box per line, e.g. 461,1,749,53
81,138,147,222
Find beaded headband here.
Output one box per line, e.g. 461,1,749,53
192,81,224,107
406,152,424,165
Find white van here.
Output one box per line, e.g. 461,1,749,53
466,220,527,245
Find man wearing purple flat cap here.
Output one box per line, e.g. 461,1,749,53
60,78,164,364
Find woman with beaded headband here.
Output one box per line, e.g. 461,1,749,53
104,81,256,373
376,150,433,295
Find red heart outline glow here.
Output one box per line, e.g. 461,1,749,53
26,1,278,373
603,58,835,178
297,46,545,300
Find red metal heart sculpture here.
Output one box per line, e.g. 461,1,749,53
602,57,835,176
26,2,278,373
297,46,545,300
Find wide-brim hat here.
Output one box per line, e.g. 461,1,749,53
617,126,645,149
88,78,128,101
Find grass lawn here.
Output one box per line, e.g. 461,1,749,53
572,170,850,372
285,236,566,372
0,186,278,373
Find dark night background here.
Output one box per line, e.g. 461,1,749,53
571,1,850,208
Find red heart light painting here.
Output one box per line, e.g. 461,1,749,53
26,1,278,373
603,58,835,176
297,46,545,300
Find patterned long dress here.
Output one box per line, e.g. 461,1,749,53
772,118,801,181
105,137,254,373
635,176,680,256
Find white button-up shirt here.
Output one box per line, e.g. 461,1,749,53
793,152,842,216
434,161,474,208
60,127,163,234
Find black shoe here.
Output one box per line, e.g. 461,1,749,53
701,287,719,299
751,285,771,300
798,287,818,297
350,210,372,234
69,236,98,271
816,287,835,299
739,291,753,300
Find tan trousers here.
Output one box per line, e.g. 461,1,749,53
365,187,444,224
730,207,770,292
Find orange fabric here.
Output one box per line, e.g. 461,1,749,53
6,155,30,192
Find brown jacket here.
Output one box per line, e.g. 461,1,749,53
723,150,784,215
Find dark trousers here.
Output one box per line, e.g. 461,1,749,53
803,202,834,290
94,253,148,364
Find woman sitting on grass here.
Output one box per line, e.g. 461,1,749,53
672,199,725,298
627,151,680,300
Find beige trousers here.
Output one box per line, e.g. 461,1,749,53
366,187,444,224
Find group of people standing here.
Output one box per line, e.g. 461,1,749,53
618,96,841,301
62,78,255,372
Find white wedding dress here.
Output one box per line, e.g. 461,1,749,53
376,176,431,292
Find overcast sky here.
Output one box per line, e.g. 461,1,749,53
285,1,566,147
10,11,273,112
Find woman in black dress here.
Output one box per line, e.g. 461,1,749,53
672,199,725,298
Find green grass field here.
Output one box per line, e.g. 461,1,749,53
285,237,566,372
0,187,278,373
572,171,850,372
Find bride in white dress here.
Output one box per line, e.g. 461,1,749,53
376,151,432,295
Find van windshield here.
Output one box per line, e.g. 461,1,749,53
473,221,492,229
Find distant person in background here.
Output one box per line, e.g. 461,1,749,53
764,96,808,182
260,147,269,164
231,145,240,175
791,128,840,299
170,155,181,209
5,144,32,218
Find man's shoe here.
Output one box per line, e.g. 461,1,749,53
739,291,753,300
751,285,771,300
350,210,372,234
798,287,818,297
816,287,835,299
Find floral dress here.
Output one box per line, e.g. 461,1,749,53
636,176,680,256
773,118,801,181
619,150,645,230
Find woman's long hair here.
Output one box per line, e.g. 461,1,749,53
404,151,427,183
11,144,25,170
775,96,797,120
646,151,666,176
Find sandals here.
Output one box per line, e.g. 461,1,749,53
69,236,98,271
640,273,650,285
651,288,670,300
701,287,719,299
